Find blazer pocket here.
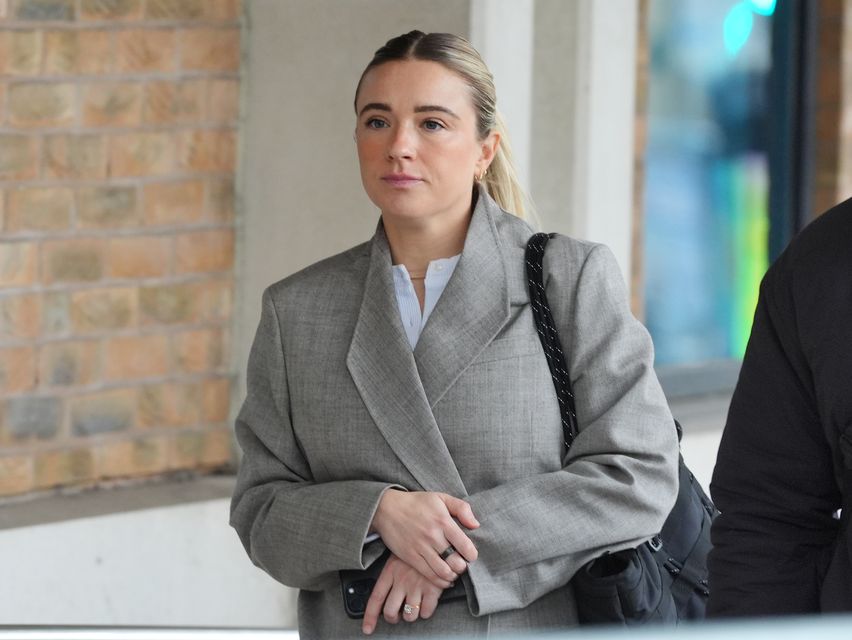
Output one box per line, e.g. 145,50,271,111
472,333,543,365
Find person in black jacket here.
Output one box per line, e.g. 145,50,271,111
708,197,852,615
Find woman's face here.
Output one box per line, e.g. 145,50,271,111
354,59,498,225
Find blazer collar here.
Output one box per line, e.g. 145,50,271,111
345,188,511,495
413,188,511,406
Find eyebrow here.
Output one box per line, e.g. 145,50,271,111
358,102,460,119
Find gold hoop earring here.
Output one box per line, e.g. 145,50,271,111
476,168,488,182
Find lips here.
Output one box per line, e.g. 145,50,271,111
381,174,422,188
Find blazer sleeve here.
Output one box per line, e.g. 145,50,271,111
708,262,840,616
229,288,397,591
463,242,680,615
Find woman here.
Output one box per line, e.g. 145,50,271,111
231,31,678,638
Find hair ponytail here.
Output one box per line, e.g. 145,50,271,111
481,112,531,221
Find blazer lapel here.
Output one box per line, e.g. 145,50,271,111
346,224,467,496
414,190,512,408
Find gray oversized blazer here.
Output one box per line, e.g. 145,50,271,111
230,189,679,639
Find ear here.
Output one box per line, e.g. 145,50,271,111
477,130,501,174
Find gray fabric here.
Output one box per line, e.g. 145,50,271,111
230,189,679,639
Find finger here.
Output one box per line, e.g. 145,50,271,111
422,549,459,584
401,590,422,623
362,569,393,635
441,495,480,529
413,552,456,586
419,589,441,619
444,523,478,563
443,548,468,575
383,584,406,625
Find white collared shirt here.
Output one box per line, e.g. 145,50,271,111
392,255,461,349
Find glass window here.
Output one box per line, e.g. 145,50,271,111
644,0,778,375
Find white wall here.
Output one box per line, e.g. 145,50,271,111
0,493,296,627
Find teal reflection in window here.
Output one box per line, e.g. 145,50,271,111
644,0,771,366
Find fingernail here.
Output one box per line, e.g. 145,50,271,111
363,625,373,635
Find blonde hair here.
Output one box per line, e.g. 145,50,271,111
354,30,532,221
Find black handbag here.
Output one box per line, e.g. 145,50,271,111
525,232,718,625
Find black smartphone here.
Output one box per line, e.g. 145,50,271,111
339,551,467,619
341,574,378,619
340,551,389,619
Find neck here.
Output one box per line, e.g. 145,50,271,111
383,199,474,274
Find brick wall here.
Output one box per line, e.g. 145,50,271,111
837,0,852,201
811,0,852,216
0,0,240,497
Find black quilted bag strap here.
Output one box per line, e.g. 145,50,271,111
525,232,579,451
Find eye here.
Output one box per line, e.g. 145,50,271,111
365,117,388,129
422,119,445,131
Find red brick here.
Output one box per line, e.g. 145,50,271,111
43,29,112,75
169,429,203,470
99,435,169,478
34,448,97,490
170,426,232,471
82,82,143,127
198,277,232,322
12,0,75,21
0,30,41,75
173,327,225,373
179,129,235,173
0,346,37,393
138,381,201,427
115,29,175,73
3,395,62,440
202,376,229,422
43,134,107,179
0,293,40,340
143,180,204,225
70,387,135,435
8,82,75,128
41,291,70,335
0,455,34,497
106,235,171,279
143,79,204,125
76,186,139,229
42,238,106,284
180,27,239,71
39,339,100,387
70,287,136,333
5,187,73,231
175,229,234,274
139,281,199,325
109,132,175,177
205,178,234,222
0,134,39,180
104,333,169,381
80,0,142,21
145,0,203,20
0,241,37,287
207,78,239,123
200,425,232,467
206,0,241,22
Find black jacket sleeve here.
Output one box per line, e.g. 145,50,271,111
707,255,841,616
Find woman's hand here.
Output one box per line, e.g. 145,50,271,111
370,489,479,585
362,554,447,635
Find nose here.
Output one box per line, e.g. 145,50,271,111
387,124,415,161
